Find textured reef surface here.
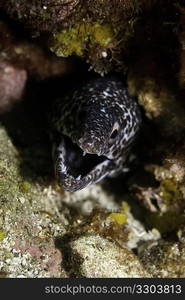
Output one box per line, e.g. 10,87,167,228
1,0,185,278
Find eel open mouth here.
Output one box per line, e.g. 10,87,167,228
61,135,108,179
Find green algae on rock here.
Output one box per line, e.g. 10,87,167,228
51,22,115,57
0,231,5,242
1,0,142,73
1,0,183,74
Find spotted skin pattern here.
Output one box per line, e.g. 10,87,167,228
51,77,141,192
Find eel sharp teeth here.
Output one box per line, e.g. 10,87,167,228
83,151,87,156
76,175,81,180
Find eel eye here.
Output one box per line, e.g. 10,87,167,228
110,129,118,139
110,122,120,141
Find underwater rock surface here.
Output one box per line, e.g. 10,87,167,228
0,125,158,277
0,0,147,74
69,233,150,278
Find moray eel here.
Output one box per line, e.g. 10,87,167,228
51,77,141,192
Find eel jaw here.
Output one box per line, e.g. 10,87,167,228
54,135,114,192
